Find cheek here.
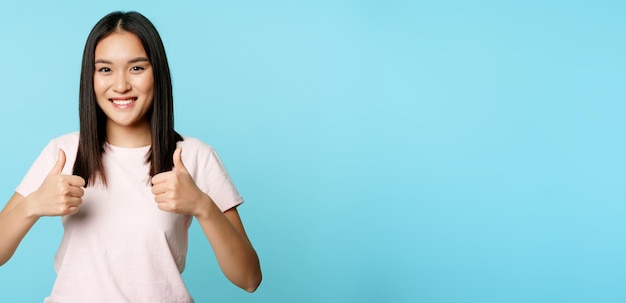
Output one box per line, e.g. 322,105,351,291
137,75,154,93
93,77,108,96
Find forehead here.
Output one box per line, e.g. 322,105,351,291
95,31,147,60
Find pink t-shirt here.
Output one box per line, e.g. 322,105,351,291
16,132,243,303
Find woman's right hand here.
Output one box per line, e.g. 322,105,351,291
26,149,85,217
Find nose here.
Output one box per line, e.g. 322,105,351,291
112,72,131,93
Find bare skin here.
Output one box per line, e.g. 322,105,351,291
0,149,85,266
0,31,261,292
152,147,262,291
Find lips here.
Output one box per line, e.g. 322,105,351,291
110,97,137,109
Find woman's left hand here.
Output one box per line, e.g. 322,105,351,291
151,147,210,216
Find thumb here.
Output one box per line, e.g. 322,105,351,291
173,146,187,172
50,149,67,175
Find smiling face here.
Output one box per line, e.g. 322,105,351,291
94,31,154,136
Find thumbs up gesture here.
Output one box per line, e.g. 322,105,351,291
151,147,208,216
28,149,86,217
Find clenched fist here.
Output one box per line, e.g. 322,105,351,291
151,147,210,217
28,149,85,217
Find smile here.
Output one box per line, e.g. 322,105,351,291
110,98,137,108
110,98,137,104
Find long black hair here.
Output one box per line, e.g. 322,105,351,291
73,11,183,186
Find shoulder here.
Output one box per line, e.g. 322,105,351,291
176,136,218,167
37,132,79,155
175,136,221,174
50,132,80,147
177,136,215,154
47,132,80,170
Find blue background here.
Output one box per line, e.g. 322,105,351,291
1,1,625,302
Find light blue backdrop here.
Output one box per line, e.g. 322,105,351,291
1,1,625,302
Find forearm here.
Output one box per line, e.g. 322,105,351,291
0,194,39,266
195,195,261,292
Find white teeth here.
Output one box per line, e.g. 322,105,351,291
112,99,135,105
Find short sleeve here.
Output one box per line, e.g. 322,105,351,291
15,140,58,197
15,133,79,198
180,138,244,212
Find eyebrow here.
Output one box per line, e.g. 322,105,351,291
94,57,150,64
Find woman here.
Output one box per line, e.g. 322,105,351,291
0,11,261,302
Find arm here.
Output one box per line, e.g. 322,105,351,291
151,147,262,292
0,193,39,266
194,199,262,292
0,149,85,266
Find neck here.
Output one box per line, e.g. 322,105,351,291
106,121,151,147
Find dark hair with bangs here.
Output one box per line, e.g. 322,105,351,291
73,11,183,186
